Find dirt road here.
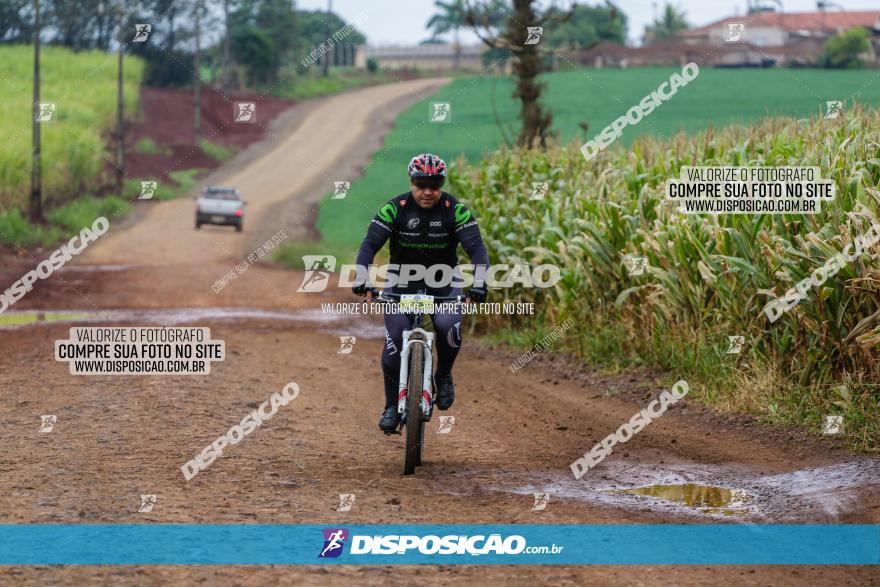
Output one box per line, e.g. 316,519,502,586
83,77,450,266
1,80,878,586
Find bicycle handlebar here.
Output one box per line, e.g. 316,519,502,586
361,289,466,304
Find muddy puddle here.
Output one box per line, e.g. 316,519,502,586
438,460,880,521
606,483,750,515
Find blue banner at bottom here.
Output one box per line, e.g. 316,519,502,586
1,524,878,565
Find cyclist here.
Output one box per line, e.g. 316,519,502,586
353,153,489,432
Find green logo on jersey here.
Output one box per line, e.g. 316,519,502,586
454,203,472,226
377,203,398,223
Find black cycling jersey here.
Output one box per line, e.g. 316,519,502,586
355,191,490,294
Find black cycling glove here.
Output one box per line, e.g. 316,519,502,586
352,282,368,296
467,285,487,303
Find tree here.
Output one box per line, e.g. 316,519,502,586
231,26,278,85
542,2,626,49
0,0,35,43
127,0,196,87
466,0,592,148
427,0,466,69
820,27,870,69
643,3,688,45
46,0,105,51
296,9,365,68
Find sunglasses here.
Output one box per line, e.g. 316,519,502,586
412,177,445,190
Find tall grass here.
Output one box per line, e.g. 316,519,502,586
452,105,880,449
0,45,144,211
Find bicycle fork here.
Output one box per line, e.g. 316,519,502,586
397,328,435,422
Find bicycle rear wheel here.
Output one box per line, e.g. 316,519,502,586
403,343,424,475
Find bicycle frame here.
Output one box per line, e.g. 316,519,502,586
363,289,467,473
397,323,434,420
368,290,464,424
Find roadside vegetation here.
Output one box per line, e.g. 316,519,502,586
0,196,130,248
452,105,880,451
275,67,405,101
0,45,143,213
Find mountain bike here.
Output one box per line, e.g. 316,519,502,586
366,289,464,475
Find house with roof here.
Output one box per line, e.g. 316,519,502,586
573,9,880,68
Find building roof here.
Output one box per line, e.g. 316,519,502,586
683,10,880,36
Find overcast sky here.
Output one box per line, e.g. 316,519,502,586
297,0,880,46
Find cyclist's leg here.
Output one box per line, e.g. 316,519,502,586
431,288,463,379
381,311,411,407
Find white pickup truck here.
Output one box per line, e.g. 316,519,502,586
195,187,246,232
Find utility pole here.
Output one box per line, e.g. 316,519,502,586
30,0,42,221
116,4,125,197
322,0,332,77
221,0,231,95
194,0,202,143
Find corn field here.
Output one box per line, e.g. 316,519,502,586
451,104,880,448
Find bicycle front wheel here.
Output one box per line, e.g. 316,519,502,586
403,342,424,475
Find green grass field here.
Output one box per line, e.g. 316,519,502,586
312,67,880,249
0,45,144,212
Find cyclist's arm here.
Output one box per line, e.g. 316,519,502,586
354,210,395,283
452,205,489,288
